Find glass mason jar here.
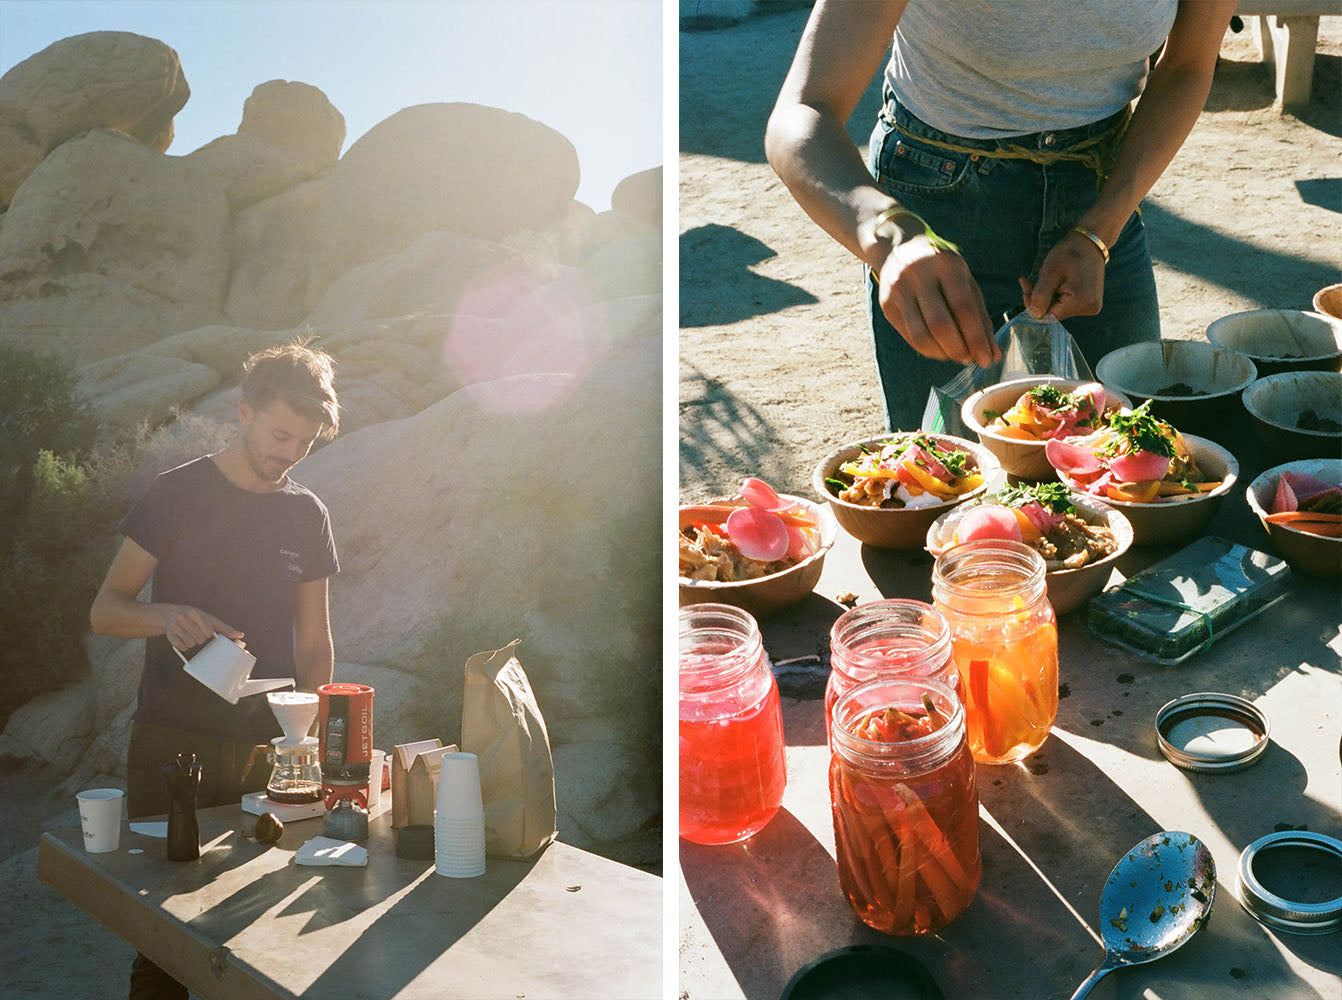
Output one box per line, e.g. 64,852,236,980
829,677,981,936
932,539,1058,764
679,603,787,845
826,599,958,743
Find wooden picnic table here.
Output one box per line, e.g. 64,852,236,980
39,802,662,1000
678,438,1342,999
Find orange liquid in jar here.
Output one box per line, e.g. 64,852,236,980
951,610,1057,764
830,702,981,936
679,677,786,845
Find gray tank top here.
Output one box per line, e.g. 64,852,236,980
886,0,1179,138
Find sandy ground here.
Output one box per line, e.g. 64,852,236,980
680,10,1342,501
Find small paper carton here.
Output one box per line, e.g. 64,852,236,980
391,739,458,828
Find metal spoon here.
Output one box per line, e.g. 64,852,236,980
1069,831,1217,1000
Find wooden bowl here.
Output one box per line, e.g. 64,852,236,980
812,434,999,549
1312,284,1342,323
1207,308,1342,376
1242,372,1342,461
961,375,1133,481
1245,458,1341,579
678,494,838,618
1095,340,1257,443
1054,434,1239,547
925,494,1133,615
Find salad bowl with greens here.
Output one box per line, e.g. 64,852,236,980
812,432,999,549
925,481,1134,614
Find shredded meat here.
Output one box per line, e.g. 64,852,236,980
1031,514,1118,570
679,526,791,582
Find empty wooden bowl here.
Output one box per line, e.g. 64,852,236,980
1242,371,1342,460
1095,340,1257,444
1207,308,1342,376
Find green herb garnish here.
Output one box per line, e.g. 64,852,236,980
825,476,851,493
1026,384,1071,409
991,481,1076,514
1108,400,1175,457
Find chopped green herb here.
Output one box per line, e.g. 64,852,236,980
825,476,851,493
991,481,1076,514
1026,384,1071,409
983,409,1002,422
1108,400,1174,457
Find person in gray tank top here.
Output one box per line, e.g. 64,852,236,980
765,0,1238,430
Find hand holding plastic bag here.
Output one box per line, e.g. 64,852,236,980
920,312,1094,436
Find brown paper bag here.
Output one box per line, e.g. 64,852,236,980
391,739,458,828
461,639,557,859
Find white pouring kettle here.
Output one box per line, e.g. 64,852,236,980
175,633,293,705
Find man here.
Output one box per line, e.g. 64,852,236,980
90,340,340,1000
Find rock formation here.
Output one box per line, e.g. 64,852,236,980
0,32,662,864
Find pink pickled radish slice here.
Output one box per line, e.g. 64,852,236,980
958,505,1023,543
1273,475,1298,514
739,477,790,512
786,525,815,561
1282,471,1336,503
1075,382,1108,413
1109,448,1171,484
907,445,950,481
725,507,790,562
1020,501,1064,535
1045,411,1082,439
1046,438,1102,476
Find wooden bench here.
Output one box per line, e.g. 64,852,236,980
1235,1,1342,109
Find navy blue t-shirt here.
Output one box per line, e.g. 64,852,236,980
119,456,339,742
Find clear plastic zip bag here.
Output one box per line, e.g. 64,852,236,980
920,312,1094,436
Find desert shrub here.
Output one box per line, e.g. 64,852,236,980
0,347,101,728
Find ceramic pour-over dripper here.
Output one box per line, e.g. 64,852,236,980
175,633,293,705
267,691,319,744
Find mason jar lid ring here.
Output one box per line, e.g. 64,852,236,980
1154,692,1270,773
1236,831,1342,935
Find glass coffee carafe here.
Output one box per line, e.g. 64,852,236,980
265,691,323,803
267,736,322,803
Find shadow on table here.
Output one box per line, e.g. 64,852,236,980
297,857,536,998
977,737,1334,999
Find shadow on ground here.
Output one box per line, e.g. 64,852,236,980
679,364,792,495
680,223,818,327
1144,199,1340,309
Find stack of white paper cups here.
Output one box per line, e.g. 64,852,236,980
434,751,486,877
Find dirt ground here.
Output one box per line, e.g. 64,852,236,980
680,10,1342,502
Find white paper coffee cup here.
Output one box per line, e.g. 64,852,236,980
76,788,124,853
434,752,484,819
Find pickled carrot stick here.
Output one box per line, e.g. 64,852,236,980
888,807,918,931
910,832,963,925
969,659,999,755
894,783,973,893
838,769,899,914
831,795,879,910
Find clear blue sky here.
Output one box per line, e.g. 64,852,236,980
0,0,661,209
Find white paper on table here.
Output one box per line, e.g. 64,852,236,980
129,822,168,838
295,836,368,867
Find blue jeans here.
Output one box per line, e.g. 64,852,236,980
866,94,1161,431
